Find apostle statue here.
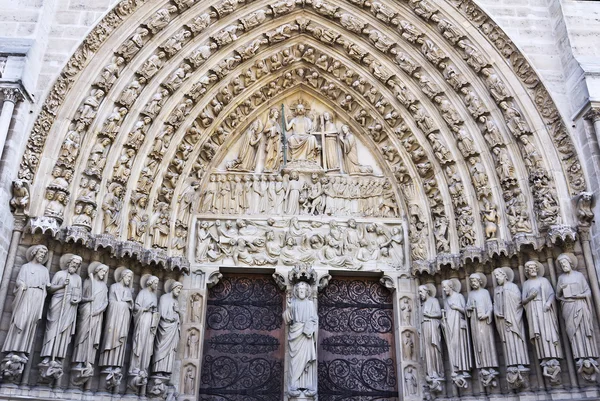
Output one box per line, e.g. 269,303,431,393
99,267,134,389
441,279,472,388
129,275,160,390
556,253,598,371
152,281,183,376
466,273,498,387
39,254,83,380
418,284,444,392
492,267,529,378
522,260,563,383
1,245,50,380
286,103,319,162
72,262,109,383
284,281,317,397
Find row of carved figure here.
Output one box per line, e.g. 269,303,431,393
418,254,598,393
195,217,405,270
200,171,398,217
33,5,556,253
39,37,544,260
0,245,182,396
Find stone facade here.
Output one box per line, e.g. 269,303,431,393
0,0,600,400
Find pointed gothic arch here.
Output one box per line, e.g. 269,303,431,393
2,0,600,399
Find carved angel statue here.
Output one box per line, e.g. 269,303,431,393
284,281,317,397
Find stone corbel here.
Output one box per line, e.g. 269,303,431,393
317,272,332,291
207,270,222,288
380,274,396,290
272,271,287,290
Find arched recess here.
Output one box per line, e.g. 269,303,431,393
15,0,588,273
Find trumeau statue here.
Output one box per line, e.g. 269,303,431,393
71,262,109,384
1,245,50,380
556,253,598,378
441,279,472,388
39,254,83,381
418,284,444,392
99,267,134,389
492,267,529,386
466,273,498,387
284,281,317,398
522,260,563,383
152,281,183,376
129,275,160,390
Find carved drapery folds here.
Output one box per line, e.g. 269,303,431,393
4,0,599,399
13,0,586,278
0,246,183,397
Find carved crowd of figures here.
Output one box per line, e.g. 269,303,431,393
27,0,574,275
195,217,405,270
418,254,599,393
199,172,398,218
0,245,182,396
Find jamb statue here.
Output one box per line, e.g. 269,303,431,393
38,253,83,381
556,253,598,382
71,262,109,385
0,245,50,381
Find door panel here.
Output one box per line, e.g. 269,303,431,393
318,278,398,401
199,275,285,401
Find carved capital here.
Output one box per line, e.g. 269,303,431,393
584,106,600,123
1,88,23,103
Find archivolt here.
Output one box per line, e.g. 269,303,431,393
19,0,585,273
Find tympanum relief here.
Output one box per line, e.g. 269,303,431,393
194,97,406,273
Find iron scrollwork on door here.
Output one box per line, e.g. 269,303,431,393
199,275,285,401
318,278,398,400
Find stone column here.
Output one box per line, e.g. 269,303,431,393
584,107,600,145
578,227,600,324
0,88,22,159
0,215,27,318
